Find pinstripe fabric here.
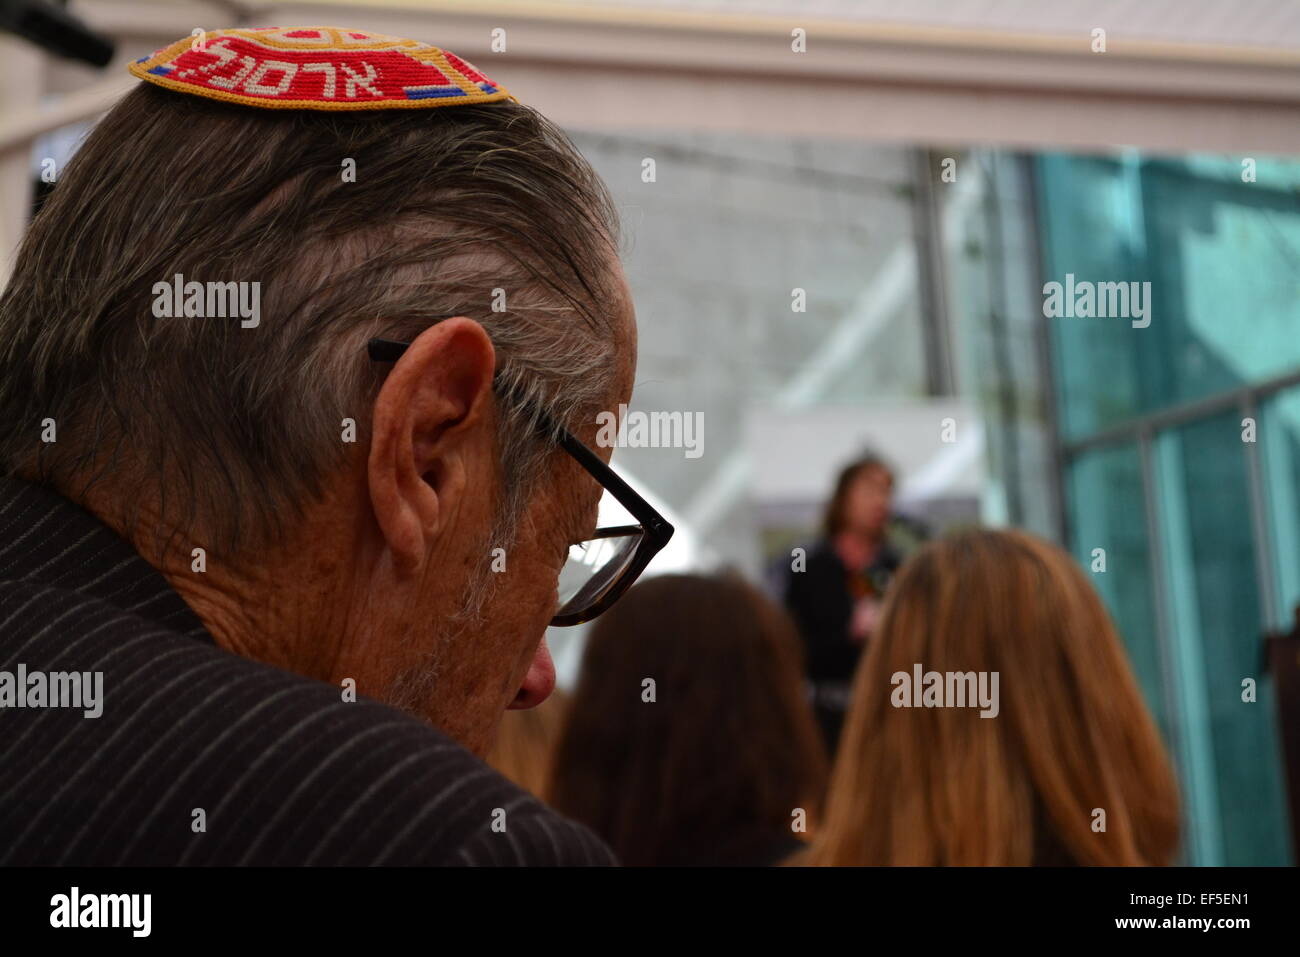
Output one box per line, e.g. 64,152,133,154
0,478,615,866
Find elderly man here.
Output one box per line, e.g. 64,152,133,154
0,27,670,865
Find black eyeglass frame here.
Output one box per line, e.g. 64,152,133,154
367,336,674,626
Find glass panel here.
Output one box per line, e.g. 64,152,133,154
1261,387,1300,627
1142,159,1300,404
1039,153,1300,441
1038,153,1152,440
1156,412,1292,865
1257,386,1300,863
1065,444,1170,743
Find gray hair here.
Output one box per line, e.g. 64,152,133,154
0,84,622,560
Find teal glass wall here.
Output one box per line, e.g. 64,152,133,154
1039,153,1300,440
1041,151,1300,865
1065,445,1167,739
1262,387,1300,628
1154,414,1287,865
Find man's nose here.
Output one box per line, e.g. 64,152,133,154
508,637,556,709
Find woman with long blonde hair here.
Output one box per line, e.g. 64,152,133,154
803,528,1180,866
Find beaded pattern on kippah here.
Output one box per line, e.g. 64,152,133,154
127,26,514,111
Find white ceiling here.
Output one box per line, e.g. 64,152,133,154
573,0,1300,51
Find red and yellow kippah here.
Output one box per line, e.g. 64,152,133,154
127,26,513,111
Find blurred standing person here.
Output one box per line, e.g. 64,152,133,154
785,453,904,751
550,574,828,866
801,529,1180,866
487,690,570,800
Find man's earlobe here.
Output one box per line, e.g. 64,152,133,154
365,318,497,573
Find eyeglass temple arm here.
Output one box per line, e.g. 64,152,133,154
368,337,672,543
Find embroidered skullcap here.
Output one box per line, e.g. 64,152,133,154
127,26,512,111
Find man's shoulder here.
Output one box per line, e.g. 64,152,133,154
0,579,614,867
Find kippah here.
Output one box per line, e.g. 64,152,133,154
127,26,513,111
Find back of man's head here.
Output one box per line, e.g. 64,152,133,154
0,79,620,557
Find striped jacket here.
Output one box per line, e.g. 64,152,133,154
0,477,615,866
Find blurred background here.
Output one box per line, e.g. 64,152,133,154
2,0,1298,865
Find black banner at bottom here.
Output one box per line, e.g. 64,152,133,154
0,864,1290,942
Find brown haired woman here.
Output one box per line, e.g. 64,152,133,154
550,573,828,866
801,528,1180,866
785,453,906,752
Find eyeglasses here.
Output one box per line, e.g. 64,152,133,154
367,337,674,626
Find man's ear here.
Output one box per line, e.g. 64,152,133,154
367,317,497,574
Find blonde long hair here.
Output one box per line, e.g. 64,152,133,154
486,690,570,800
804,528,1180,865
